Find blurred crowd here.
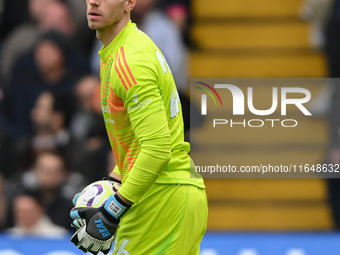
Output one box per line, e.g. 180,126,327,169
0,0,193,236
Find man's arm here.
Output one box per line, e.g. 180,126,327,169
116,109,171,205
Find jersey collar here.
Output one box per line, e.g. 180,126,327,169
99,20,134,62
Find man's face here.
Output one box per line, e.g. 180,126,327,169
30,92,54,129
14,196,44,229
34,153,66,190
35,40,64,75
86,0,126,30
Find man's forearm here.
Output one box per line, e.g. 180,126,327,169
116,110,171,204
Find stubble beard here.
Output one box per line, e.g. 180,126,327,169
88,20,101,30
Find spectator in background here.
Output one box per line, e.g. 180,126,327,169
6,188,69,238
69,75,110,183
7,30,88,139
163,0,189,32
160,0,194,48
70,75,104,141
0,0,75,87
14,87,106,185
23,151,80,231
7,151,81,232
14,91,75,172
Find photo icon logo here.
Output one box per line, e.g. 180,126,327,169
196,82,222,115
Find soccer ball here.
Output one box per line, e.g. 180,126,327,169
74,180,120,208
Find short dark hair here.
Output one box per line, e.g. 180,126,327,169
37,30,70,60
15,187,44,207
45,90,75,128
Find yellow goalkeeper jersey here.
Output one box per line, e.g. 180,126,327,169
99,20,204,202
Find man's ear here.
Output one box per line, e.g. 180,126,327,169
125,0,136,12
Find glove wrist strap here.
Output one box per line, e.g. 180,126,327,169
104,193,130,220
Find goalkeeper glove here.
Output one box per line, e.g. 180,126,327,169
70,193,130,255
71,177,122,230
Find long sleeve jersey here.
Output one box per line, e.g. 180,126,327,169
99,20,204,203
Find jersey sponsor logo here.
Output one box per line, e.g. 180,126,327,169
114,47,137,91
94,219,111,238
132,94,138,104
128,98,153,112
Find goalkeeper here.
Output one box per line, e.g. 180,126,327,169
70,0,207,254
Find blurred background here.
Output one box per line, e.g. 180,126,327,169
1,0,340,254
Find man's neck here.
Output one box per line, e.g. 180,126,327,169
97,14,130,47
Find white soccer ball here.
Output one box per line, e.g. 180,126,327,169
75,180,120,208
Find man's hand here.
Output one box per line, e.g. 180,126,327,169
71,177,122,231
70,193,130,255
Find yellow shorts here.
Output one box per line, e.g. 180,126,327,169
112,184,208,255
